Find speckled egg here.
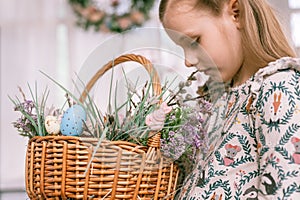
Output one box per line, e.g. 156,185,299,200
45,115,60,135
60,104,87,136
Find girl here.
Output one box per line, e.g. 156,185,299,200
159,0,300,199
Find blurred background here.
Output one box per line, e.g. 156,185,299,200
0,0,299,199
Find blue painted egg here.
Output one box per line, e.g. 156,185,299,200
60,104,87,136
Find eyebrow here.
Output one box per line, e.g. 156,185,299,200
180,29,200,39
179,34,197,43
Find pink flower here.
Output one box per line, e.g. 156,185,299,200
80,6,96,18
234,182,238,189
145,102,172,131
130,10,145,25
160,102,172,114
117,17,132,30
100,24,110,33
89,11,105,22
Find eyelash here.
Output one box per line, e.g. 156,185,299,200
190,37,200,48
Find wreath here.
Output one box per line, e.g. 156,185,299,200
69,0,155,33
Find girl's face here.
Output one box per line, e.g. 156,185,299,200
162,0,246,84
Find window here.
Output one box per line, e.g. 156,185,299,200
289,0,300,48
289,0,300,9
290,12,300,47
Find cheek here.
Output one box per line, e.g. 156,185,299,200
197,31,243,82
214,45,243,82
204,49,238,82
201,31,237,66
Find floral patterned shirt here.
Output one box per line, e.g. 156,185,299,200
179,57,300,200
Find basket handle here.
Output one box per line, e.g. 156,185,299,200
79,54,162,148
79,54,162,103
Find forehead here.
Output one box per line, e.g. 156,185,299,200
162,0,215,29
163,3,215,41
168,0,196,12
163,0,198,19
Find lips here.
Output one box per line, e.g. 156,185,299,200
199,68,212,75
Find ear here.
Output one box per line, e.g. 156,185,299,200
292,137,300,144
225,144,233,150
228,0,241,28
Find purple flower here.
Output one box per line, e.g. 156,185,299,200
161,134,186,160
12,99,39,136
15,100,34,113
161,104,210,162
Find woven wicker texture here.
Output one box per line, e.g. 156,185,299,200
25,54,179,199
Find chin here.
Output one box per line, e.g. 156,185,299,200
209,74,225,83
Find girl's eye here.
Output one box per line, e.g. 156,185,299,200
190,37,200,48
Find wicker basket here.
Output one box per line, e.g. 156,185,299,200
25,54,179,199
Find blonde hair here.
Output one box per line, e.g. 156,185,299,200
159,0,296,66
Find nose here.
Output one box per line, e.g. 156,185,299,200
185,59,194,67
184,51,198,68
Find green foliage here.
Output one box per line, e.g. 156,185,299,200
214,151,224,165
218,132,236,150
15,67,207,153
275,146,294,163
282,182,300,198
239,170,259,186
160,107,185,139
201,180,232,200
260,115,280,133
279,124,300,145
280,107,296,125
237,135,252,155
230,155,255,168
284,170,299,180
260,146,270,158
294,84,300,100
266,156,285,181
203,161,226,187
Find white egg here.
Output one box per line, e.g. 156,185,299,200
45,115,61,135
